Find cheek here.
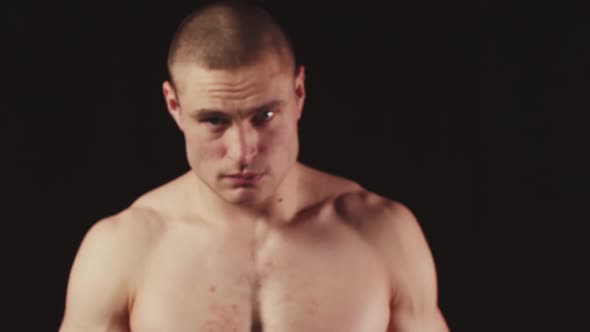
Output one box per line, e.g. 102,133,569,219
184,130,225,163
261,120,298,156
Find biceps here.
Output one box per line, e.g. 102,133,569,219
389,306,449,332
59,274,130,332
59,221,131,331
60,272,130,332
59,317,128,332
388,307,449,332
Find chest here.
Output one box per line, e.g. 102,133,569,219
129,223,391,332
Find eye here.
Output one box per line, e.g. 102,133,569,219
252,110,276,125
201,117,230,129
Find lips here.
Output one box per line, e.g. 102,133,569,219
224,173,261,179
222,172,264,185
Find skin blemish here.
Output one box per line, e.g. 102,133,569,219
237,275,250,285
306,298,319,316
209,285,217,293
201,320,222,331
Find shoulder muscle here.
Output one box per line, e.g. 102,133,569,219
59,208,162,331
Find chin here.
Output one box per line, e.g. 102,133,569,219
221,186,267,205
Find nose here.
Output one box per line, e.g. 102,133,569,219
225,123,259,166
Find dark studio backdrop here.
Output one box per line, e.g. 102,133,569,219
5,0,588,331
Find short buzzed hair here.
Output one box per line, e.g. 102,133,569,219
167,0,296,84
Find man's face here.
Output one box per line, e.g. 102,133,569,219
164,54,305,205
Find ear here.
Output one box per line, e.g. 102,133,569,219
294,65,306,120
163,80,184,132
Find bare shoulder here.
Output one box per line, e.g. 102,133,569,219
84,206,166,251
75,204,170,286
333,189,447,326
332,188,432,267
332,188,448,328
60,207,166,331
129,171,192,216
301,164,425,246
298,163,363,200
333,187,418,231
299,164,416,229
71,206,166,289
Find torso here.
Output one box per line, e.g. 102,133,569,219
124,168,393,332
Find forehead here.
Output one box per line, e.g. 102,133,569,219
173,55,293,110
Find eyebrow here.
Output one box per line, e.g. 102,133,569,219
190,100,284,119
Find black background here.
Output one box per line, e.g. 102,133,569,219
5,1,588,331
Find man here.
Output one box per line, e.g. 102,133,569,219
59,1,449,331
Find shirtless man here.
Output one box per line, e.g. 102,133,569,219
59,1,449,331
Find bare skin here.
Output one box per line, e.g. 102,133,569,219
60,166,447,332
59,52,449,332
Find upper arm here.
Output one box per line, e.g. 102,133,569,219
59,216,137,332
359,200,449,332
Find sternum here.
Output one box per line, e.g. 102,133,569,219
249,225,276,331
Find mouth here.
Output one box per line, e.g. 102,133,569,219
222,172,265,185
